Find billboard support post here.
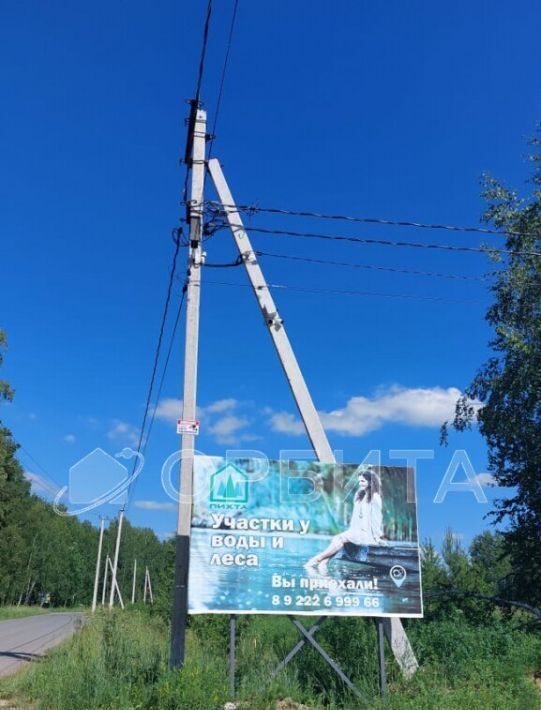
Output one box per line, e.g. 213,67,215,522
229,615,236,698
376,618,387,696
170,103,207,669
207,158,418,680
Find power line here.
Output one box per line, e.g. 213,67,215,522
194,0,213,104
204,279,487,305
207,201,541,239
255,250,491,282
123,235,183,508
13,441,61,496
208,0,240,159
221,223,541,257
181,0,215,206
143,284,187,449
125,284,187,511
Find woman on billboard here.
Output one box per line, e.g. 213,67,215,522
306,468,383,568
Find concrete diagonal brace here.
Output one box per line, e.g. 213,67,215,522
207,157,419,678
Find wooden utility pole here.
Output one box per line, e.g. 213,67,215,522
91,517,106,612
170,102,207,668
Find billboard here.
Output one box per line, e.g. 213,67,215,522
188,457,423,618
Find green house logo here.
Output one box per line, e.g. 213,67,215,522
209,463,249,508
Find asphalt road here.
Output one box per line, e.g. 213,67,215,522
0,612,84,677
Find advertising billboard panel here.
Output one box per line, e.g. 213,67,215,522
188,457,423,617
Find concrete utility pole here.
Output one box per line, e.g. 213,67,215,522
101,553,109,606
131,559,137,604
108,556,125,609
170,102,207,668
146,567,154,603
108,509,124,609
208,158,419,678
91,517,106,612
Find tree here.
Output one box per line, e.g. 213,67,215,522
0,328,170,608
443,133,541,605
0,330,14,403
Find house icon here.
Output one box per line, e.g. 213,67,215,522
209,463,249,506
69,447,128,505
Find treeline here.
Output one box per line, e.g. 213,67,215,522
421,529,541,625
0,423,168,607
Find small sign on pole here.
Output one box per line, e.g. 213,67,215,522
177,419,200,435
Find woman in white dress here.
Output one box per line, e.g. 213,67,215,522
306,469,383,568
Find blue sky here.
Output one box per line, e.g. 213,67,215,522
2,1,540,546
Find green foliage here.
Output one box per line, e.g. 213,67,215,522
0,327,168,609
1,610,539,709
420,529,524,624
1,611,168,709
442,132,541,606
0,330,14,402
0,605,50,621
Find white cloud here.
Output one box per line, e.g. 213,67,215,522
24,471,60,498
154,398,183,423
154,397,239,423
204,398,237,414
134,500,176,511
269,385,479,437
107,419,139,446
153,398,257,444
64,434,76,443
473,473,496,487
269,411,306,436
208,414,255,445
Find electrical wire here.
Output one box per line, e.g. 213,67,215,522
255,250,491,282
208,0,240,159
123,235,183,509
207,201,541,239
222,223,541,258
124,284,188,512
139,285,187,455
11,440,61,496
181,0,215,206
204,279,488,305
194,0,213,104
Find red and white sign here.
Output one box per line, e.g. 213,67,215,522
177,419,200,435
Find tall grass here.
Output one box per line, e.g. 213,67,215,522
1,609,539,709
0,605,50,621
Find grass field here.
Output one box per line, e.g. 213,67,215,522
0,605,87,621
0,608,539,709
0,606,54,621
